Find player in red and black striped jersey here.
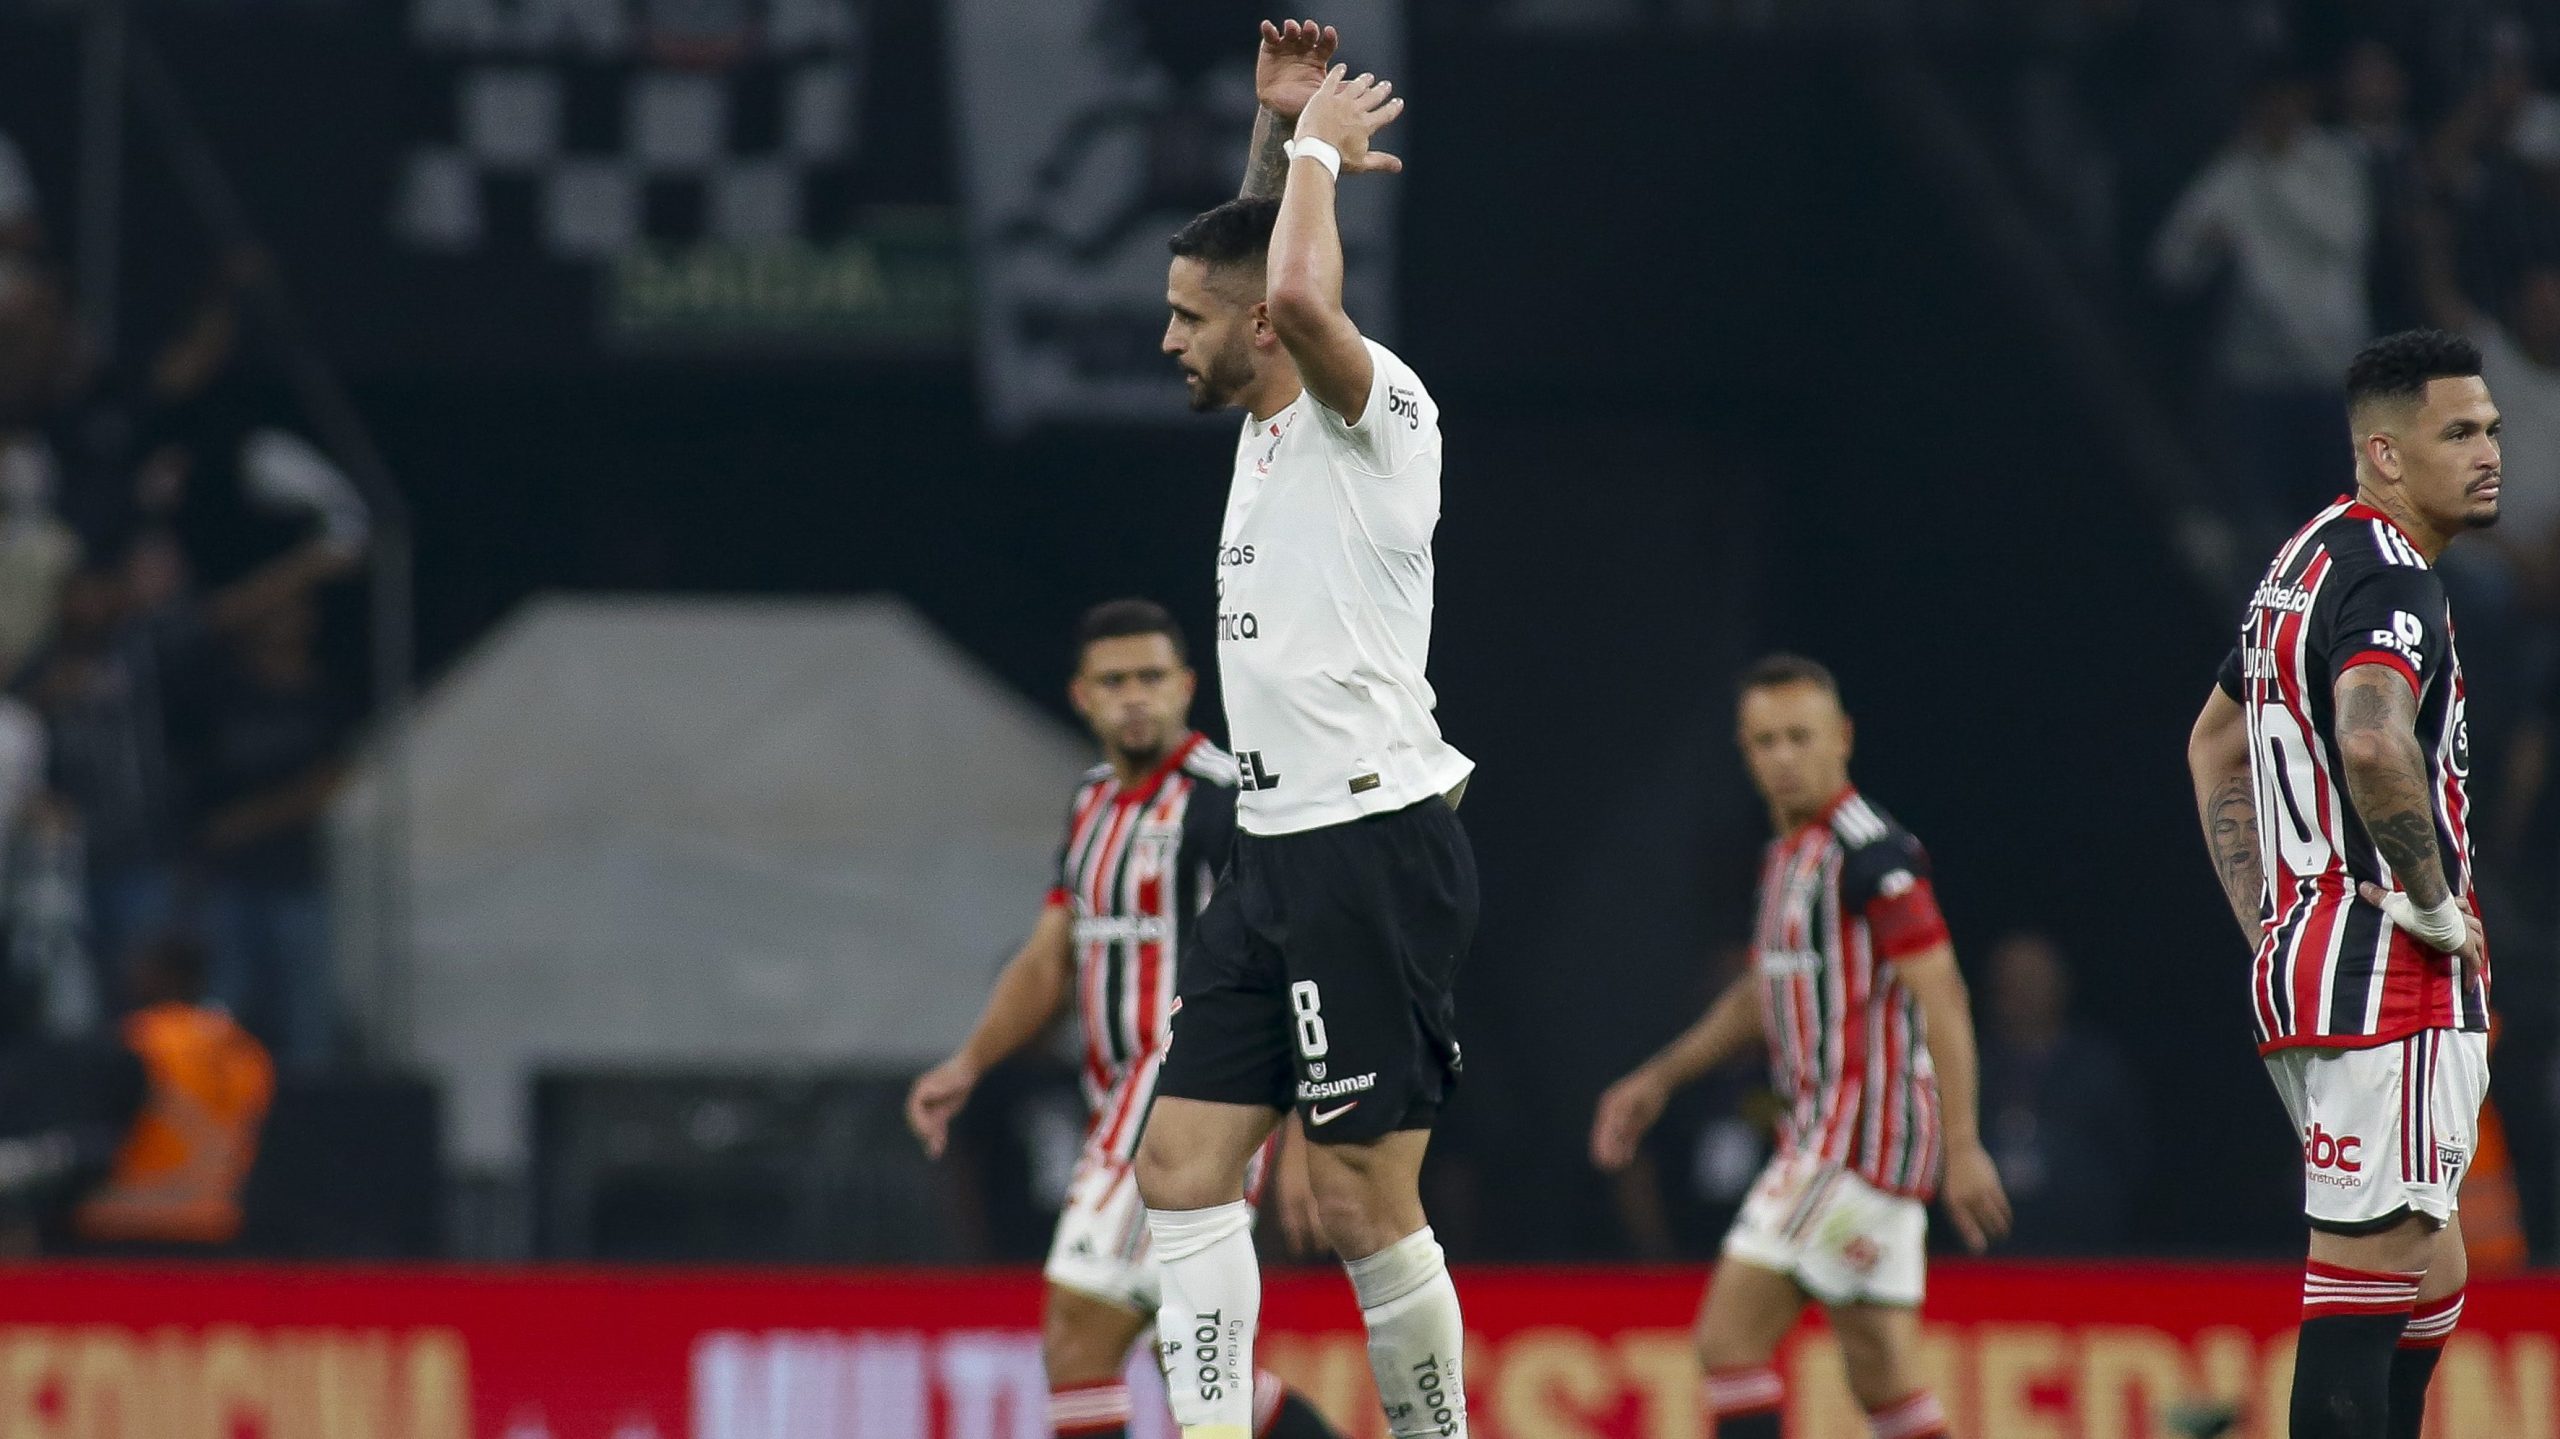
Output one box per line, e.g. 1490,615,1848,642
1592,656,2008,1439
908,599,1338,1439
2207,496,2490,1048
2189,330,2502,1439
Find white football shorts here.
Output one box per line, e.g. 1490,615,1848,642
1722,1149,1927,1308
2264,1027,2488,1232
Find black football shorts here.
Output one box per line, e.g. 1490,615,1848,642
1154,794,1478,1146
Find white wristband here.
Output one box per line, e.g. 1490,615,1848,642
1283,137,1342,180
2381,890,2469,952
2409,895,2469,950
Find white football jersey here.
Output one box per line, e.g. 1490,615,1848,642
1214,338,1473,835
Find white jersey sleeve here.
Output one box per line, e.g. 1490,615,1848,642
1312,339,1440,479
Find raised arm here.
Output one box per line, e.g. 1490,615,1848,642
905,905,1075,1159
2334,666,2482,969
1588,972,1762,1172
2188,683,2266,945
1895,944,2011,1253
1244,19,1337,199
1267,64,1403,421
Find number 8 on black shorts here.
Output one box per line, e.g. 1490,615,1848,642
1155,794,1478,1145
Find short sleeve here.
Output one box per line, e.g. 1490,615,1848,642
1046,795,1081,910
1313,339,1437,476
2216,645,2245,702
2325,562,2449,697
1840,833,1949,961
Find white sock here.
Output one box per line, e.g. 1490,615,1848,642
1345,1227,1468,1439
1146,1202,1261,1438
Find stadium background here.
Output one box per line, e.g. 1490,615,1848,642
0,0,2554,1434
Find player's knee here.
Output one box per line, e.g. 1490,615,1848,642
1305,1150,1422,1259
1312,1185,1398,1259
1134,1130,1231,1212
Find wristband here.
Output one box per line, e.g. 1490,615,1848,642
1283,137,1343,180
2408,894,2468,950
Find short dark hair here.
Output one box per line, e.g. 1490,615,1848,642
1169,198,1280,272
2346,329,2482,415
1075,598,1188,667
1737,652,1840,700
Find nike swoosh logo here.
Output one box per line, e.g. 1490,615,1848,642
1309,1102,1359,1126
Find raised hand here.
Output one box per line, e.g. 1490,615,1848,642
1293,64,1405,176
1258,18,1340,122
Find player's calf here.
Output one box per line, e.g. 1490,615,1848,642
1301,1132,1467,1439
1042,1284,1152,1439
1691,1257,1803,1438
1830,1304,1945,1439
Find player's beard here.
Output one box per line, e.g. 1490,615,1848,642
1188,335,1256,412
1110,715,1171,770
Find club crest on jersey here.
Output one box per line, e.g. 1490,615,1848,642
1253,417,1289,476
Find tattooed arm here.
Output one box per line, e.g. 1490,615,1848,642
2332,667,2452,907
1242,105,1294,199
2188,686,2265,943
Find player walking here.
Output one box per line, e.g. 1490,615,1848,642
908,600,1341,1439
1136,19,1481,1439
1591,656,2009,1439
2187,330,2498,1439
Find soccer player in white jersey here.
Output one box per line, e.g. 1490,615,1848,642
2189,330,2498,1439
908,601,1346,1439
1135,21,1480,1439
1591,657,2010,1439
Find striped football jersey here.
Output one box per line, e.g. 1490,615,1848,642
2216,498,2489,1053
1047,733,1238,1157
1751,788,1951,1200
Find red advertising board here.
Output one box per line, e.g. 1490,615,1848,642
0,1263,2548,1439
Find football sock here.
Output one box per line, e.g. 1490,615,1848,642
1345,1227,1469,1439
1050,1380,1132,1439
1252,1370,1343,1439
1704,1366,1782,1439
2387,1290,2462,1439
1867,1389,1948,1439
1147,1202,1261,1439
2291,1261,2421,1439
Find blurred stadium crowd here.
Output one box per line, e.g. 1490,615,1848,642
0,143,367,1247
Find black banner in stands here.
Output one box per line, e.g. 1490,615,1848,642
0,0,964,371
